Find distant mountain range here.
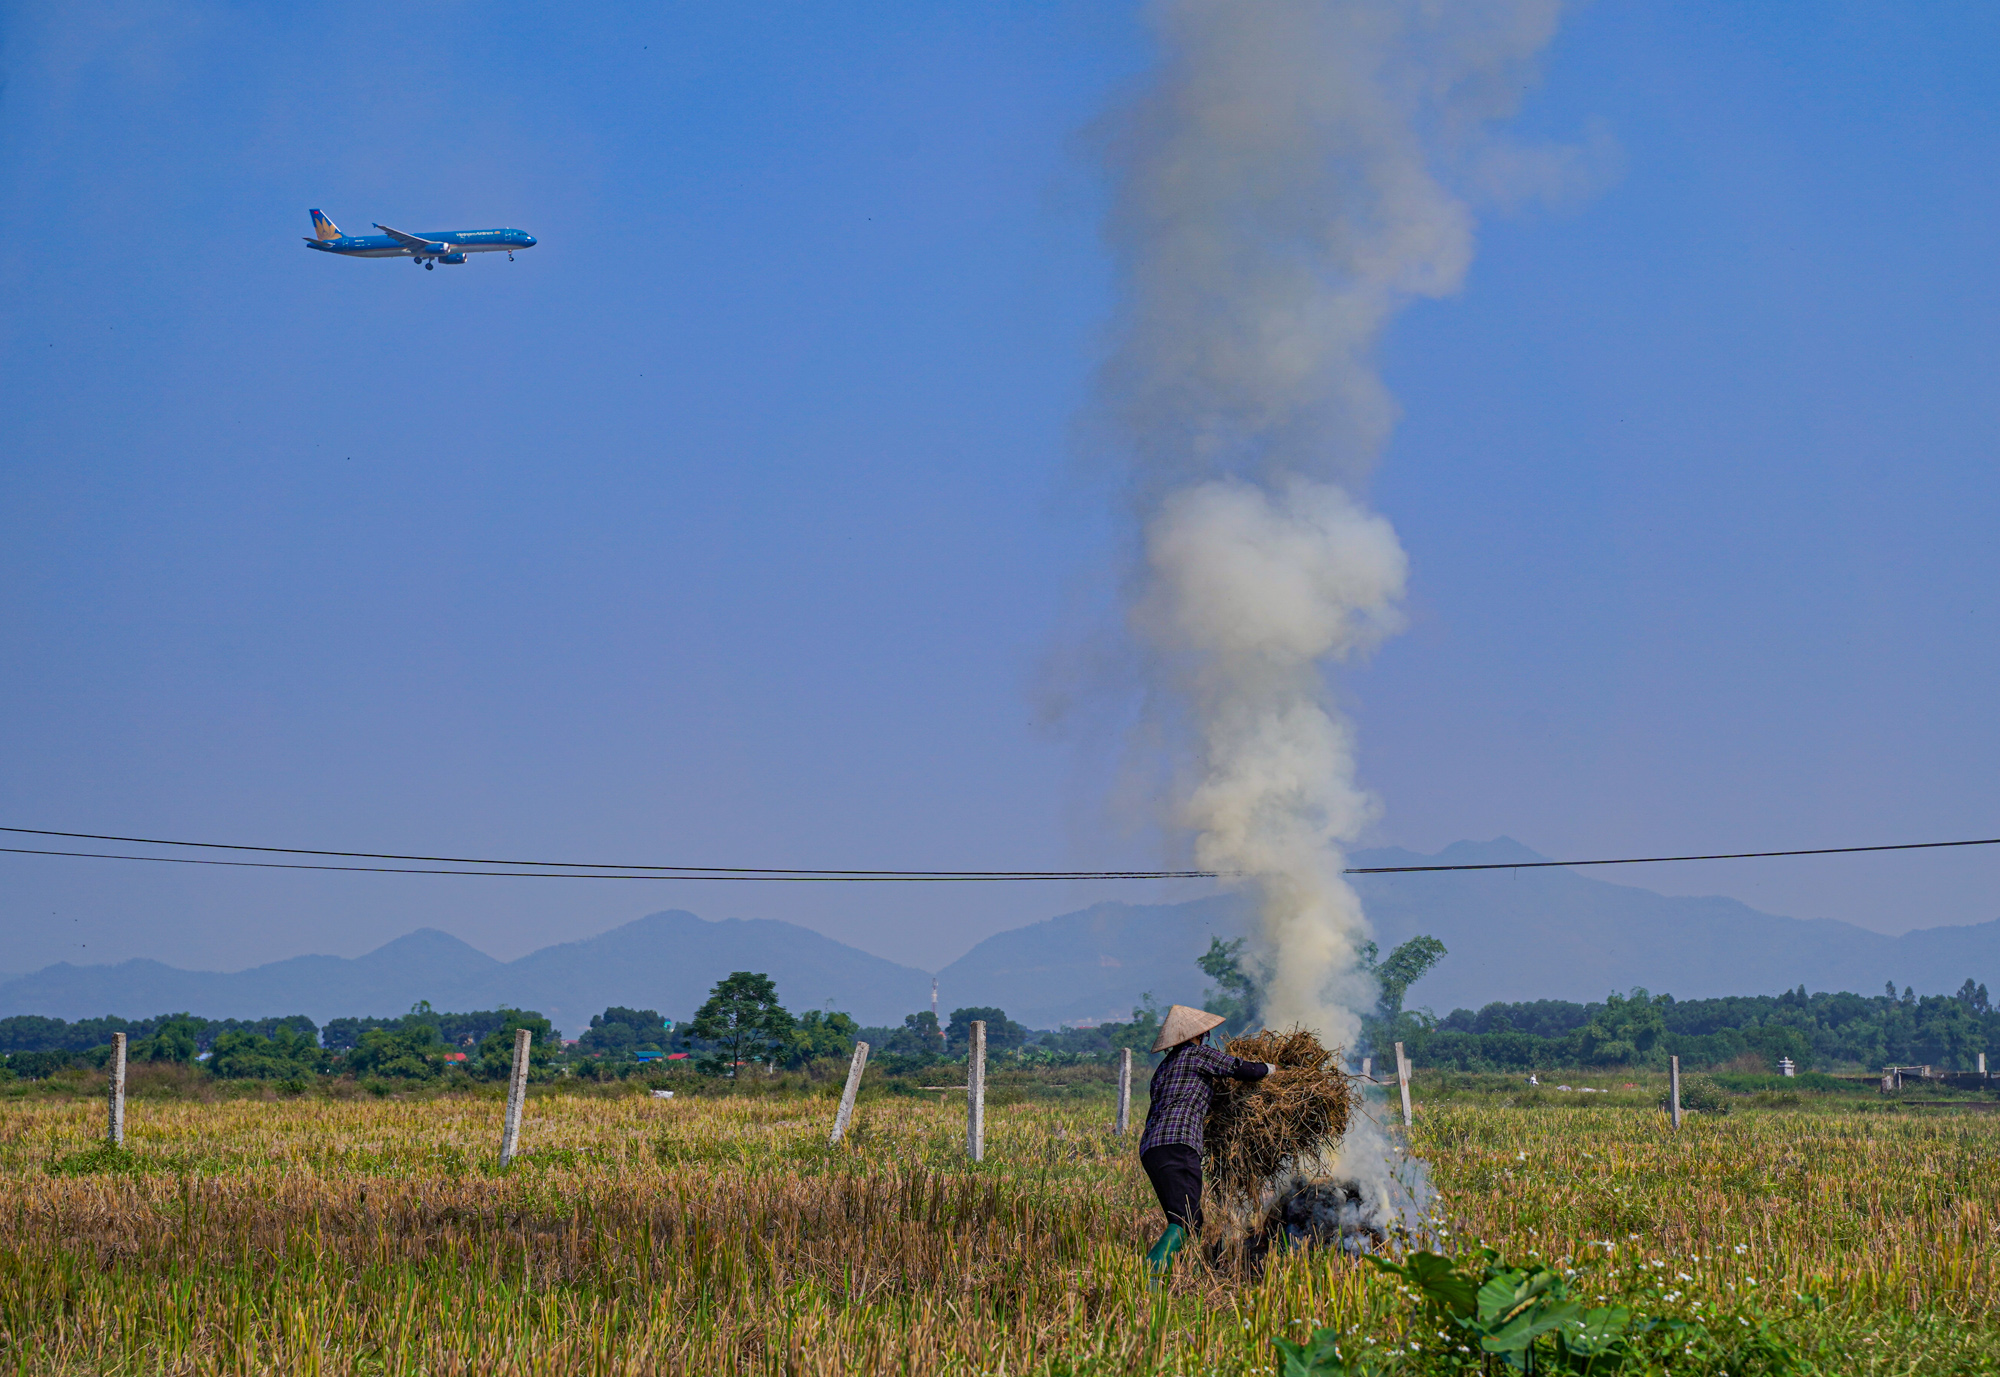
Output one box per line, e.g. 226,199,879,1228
3,839,1994,1035
0,914,931,1036
1348,838,1998,1016
933,838,1999,1026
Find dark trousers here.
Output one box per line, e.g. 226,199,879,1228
1141,1144,1204,1233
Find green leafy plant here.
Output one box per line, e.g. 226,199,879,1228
1358,1249,1629,1372
1271,1327,1390,1376
1661,1073,1732,1116
1315,1248,1809,1375
45,1144,148,1177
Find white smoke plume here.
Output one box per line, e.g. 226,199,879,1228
1097,0,1572,1045
1255,1113,1443,1253
1137,478,1402,1045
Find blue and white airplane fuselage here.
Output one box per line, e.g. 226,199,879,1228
303,210,535,269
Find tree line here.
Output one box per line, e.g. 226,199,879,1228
1196,932,1995,1074
0,1002,558,1082
6,949,1989,1083
0,969,1140,1086
1403,980,1995,1073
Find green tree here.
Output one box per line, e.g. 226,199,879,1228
1576,989,1669,1065
1955,979,1992,1016
1110,994,1164,1061
321,1016,400,1051
945,1007,1027,1053
209,1025,325,1079
1365,935,1449,1020
790,1009,860,1065
347,1023,445,1080
475,1009,557,1078
1197,937,1258,1033
1743,1021,1814,1072
881,1011,944,1061
131,1014,203,1064
689,972,795,1076
577,1007,668,1057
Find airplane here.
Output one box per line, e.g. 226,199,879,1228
302,210,537,269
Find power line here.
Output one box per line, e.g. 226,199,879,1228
0,847,1167,881
1346,835,2000,872
4,825,2000,881
0,827,1211,879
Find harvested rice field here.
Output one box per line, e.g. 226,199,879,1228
0,1071,1994,1374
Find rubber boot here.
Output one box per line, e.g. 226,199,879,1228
1145,1223,1187,1286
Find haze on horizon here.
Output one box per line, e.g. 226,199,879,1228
7,3,2000,981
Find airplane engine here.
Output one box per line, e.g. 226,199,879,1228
438,253,467,265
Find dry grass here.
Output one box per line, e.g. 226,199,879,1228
1205,1028,1354,1206
0,1088,1378,1375
0,1075,1994,1373
1420,1097,2000,1322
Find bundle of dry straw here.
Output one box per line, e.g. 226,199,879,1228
1204,1028,1354,1205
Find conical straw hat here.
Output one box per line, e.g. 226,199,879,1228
1152,1004,1227,1053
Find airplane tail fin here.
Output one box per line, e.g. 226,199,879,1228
309,209,342,241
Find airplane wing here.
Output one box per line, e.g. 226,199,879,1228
373,223,441,249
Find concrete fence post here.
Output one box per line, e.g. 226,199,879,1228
1980,1052,1988,1076
1669,1055,1683,1131
830,1041,870,1144
967,1021,986,1162
107,1032,127,1148
499,1027,532,1167
1115,1047,1132,1136
1394,1042,1412,1128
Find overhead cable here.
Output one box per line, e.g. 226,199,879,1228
1345,836,2000,873
0,846,1169,881
0,827,1210,878
4,826,2000,881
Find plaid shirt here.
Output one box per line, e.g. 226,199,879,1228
1139,1041,1269,1155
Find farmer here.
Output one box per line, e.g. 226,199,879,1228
1138,1004,1274,1276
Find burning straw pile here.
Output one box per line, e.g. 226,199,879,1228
1203,1028,1354,1207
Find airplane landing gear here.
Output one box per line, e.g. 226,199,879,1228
423,260,434,270
507,251,515,261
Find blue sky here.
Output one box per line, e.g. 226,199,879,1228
5,2,2000,985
